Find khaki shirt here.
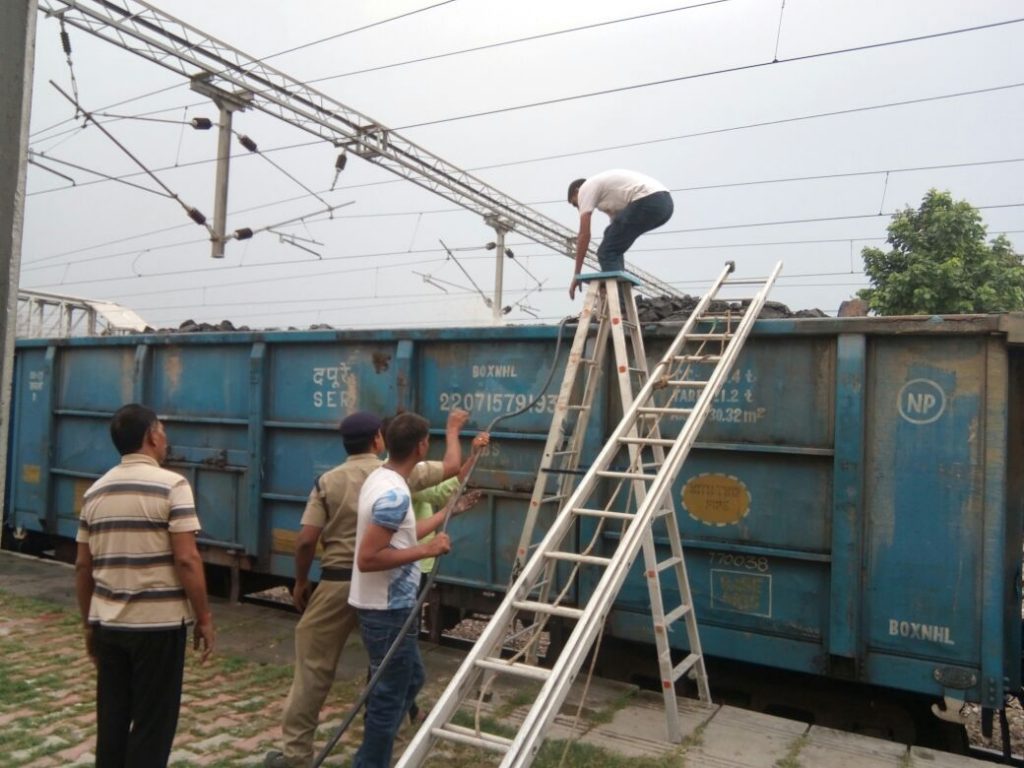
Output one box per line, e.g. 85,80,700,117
300,454,444,569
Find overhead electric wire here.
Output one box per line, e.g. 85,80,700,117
250,0,459,64
303,1,730,85
393,17,1024,130
24,178,1022,275
27,79,1024,207
650,202,1024,236
25,138,1024,263
29,149,176,198
22,7,1023,312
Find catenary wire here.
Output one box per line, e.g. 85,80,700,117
27,79,1024,210
302,1,730,85
393,17,1024,130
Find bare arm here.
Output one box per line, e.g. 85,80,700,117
74,543,96,663
171,531,215,663
458,433,490,482
570,211,593,299
357,522,450,573
292,524,322,613
440,408,470,478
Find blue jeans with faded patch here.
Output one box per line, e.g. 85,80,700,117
353,607,424,768
596,190,674,271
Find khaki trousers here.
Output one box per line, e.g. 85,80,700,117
281,579,359,763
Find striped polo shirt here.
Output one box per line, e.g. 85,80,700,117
76,453,201,629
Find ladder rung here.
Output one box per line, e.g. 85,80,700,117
475,657,552,681
512,600,584,620
675,354,722,363
545,551,613,566
664,603,691,625
573,507,634,520
656,555,683,573
672,652,703,682
433,723,513,752
636,406,693,417
670,379,709,387
618,436,675,447
596,469,658,481
540,493,568,504
686,333,733,341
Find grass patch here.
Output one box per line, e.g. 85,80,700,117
775,733,807,768
587,687,638,726
216,654,248,673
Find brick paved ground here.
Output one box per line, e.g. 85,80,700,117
0,550,996,768
0,584,679,768
0,590,370,767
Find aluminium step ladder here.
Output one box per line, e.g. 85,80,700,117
396,260,783,768
509,270,651,586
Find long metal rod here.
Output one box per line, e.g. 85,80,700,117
36,0,682,298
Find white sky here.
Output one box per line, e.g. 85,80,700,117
19,0,1024,330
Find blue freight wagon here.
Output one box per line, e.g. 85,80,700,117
4,313,1022,731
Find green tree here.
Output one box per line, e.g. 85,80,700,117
858,189,1024,315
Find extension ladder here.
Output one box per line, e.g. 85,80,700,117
396,261,782,767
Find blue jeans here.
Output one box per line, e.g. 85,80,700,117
353,608,424,768
596,190,674,271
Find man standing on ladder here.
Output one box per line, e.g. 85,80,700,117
567,169,675,299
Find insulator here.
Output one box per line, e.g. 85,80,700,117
335,152,347,171
191,117,213,130
485,242,496,250
505,248,514,258
239,135,258,152
234,227,254,241
60,31,72,55
187,208,207,225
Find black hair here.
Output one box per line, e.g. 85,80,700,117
342,434,376,455
110,403,158,456
378,408,407,451
567,178,586,203
385,412,429,461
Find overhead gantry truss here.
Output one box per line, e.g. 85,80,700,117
37,0,683,298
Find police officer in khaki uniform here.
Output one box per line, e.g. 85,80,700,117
265,408,470,768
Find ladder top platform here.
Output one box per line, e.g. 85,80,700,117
576,270,643,286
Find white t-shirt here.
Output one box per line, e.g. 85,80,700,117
349,466,420,610
576,169,668,218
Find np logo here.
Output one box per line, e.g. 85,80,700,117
897,378,946,425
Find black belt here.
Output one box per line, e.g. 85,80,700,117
320,567,352,582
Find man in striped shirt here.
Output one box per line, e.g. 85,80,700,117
75,403,215,768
